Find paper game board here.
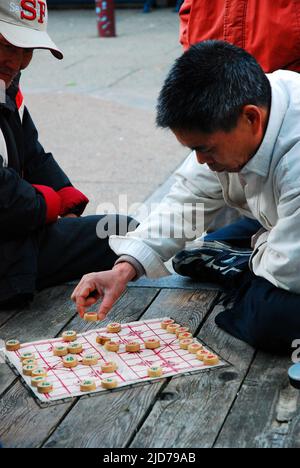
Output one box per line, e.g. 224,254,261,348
2,318,227,404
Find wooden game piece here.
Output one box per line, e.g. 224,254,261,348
175,327,190,337
203,354,220,366
80,379,97,392
31,376,46,388
32,368,47,378
179,338,194,350
5,339,21,351
20,352,36,362
188,343,203,354
62,331,77,342
104,341,120,352
101,377,118,389
144,338,161,350
106,323,122,333
22,358,37,367
196,349,210,361
83,312,98,322
125,341,141,353
23,364,38,376
67,342,83,354
63,355,79,368
82,354,99,366
96,335,111,346
178,332,193,340
161,319,175,329
101,361,118,373
166,324,181,334
147,366,163,378
37,381,53,394
53,345,69,357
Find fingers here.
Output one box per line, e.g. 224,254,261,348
71,278,103,318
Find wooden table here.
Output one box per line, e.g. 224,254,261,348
0,280,299,448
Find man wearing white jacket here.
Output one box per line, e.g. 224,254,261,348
72,41,300,353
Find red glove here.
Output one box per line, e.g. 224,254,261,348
32,184,62,224
57,187,89,217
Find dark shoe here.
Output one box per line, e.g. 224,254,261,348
172,241,252,288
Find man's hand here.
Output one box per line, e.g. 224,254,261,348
62,213,79,219
71,262,137,320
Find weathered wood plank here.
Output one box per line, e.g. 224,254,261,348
0,287,159,448
0,309,22,328
43,289,218,448
214,352,300,448
130,304,255,448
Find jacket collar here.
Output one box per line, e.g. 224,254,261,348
0,73,21,113
240,74,289,178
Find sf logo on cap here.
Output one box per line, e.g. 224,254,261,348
20,0,46,24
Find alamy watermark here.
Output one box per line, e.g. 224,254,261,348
95,195,205,241
0,80,5,104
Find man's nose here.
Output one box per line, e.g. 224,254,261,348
196,152,213,165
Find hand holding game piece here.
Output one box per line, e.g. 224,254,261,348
5,340,21,351
71,263,136,320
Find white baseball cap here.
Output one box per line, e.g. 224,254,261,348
0,0,63,59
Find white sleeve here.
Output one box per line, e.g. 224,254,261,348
109,153,226,278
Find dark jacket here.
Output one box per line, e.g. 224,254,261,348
0,75,87,303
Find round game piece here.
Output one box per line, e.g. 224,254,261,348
175,327,190,337
63,355,78,368
288,363,300,389
178,332,193,340
147,366,163,378
96,335,111,346
67,343,83,354
188,343,203,354
80,379,97,392
203,354,220,366
101,361,118,373
83,312,98,322
125,341,141,353
31,376,46,388
101,377,118,390
196,349,210,361
20,352,36,362
161,319,175,329
62,331,77,342
106,323,122,333
5,340,21,351
32,368,47,378
53,345,69,357
22,358,37,367
166,324,181,334
82,354,99,366
104,341,120,352
144,338,161,350
179,339,194,350
23,364,38,376
37,381,53,394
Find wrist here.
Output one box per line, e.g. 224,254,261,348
113,262,137,282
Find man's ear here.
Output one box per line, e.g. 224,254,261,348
242,105,263,134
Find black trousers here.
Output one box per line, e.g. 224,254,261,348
0,215,138,309
204,217,300,354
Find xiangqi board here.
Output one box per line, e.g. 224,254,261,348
2,318,227,403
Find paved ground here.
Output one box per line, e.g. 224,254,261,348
21,8,188,215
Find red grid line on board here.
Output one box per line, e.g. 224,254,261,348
81,334,104,358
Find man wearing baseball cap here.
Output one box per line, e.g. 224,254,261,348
0,0,137,309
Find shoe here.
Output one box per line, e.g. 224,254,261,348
172,240,252,288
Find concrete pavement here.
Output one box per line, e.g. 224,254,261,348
21,8,189,215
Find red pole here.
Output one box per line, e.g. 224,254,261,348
95,0,116,38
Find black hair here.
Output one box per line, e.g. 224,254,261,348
156,40,271,133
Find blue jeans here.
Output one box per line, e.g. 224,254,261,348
206,217,300,354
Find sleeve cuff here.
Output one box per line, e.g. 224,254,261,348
57,186,89,216
115,255,146,281
32,184,61,224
